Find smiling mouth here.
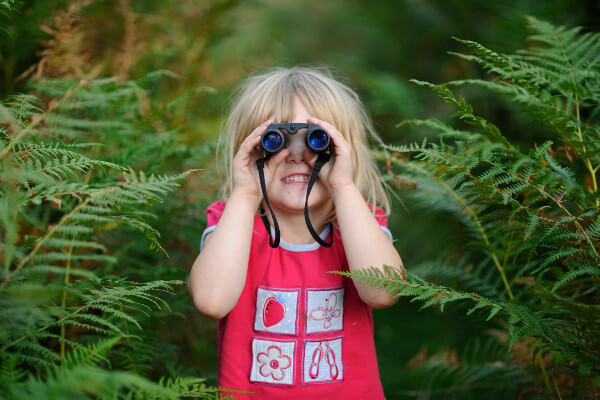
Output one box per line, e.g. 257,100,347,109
282,175,310,183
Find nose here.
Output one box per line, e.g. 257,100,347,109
285,133,311,163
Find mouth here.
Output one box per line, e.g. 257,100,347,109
282,174,311,184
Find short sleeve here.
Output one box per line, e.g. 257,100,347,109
373,206,393,243
200,201,226,251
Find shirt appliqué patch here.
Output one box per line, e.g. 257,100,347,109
305,288,344,334
302,337,344,384
254,287,300,335
250,337,296,386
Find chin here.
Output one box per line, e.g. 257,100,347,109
267,182,331,215
269,199,307,214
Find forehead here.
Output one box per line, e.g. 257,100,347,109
290,97,310,120
269,95,311,124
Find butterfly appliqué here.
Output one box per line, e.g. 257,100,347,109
309,293,341,329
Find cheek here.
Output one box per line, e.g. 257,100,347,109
311,181,331,200
304,149,317,162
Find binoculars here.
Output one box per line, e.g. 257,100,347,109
260,123,330,154
256,121,334,248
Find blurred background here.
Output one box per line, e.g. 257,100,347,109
1,0,598,398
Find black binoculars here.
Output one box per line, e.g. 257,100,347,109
256,122,334,249
260,123,330,154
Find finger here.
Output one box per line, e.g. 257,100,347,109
236,119,272,162
235,136,261,165
307,116,338,136
246,119,272,147
307,116,349,153
266,148,289,172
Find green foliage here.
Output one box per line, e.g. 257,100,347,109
3,1,598,399
0,66,220,397
346,16,600,399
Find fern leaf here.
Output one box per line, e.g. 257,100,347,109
552,266,600,292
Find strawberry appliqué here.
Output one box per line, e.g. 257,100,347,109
262,294,286,328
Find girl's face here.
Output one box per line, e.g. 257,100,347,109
265,97,333,217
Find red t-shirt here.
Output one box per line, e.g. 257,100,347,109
202,201,391,399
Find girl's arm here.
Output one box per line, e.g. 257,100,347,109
188,191,259,319
307,116,404,309
332,184,404,309
188,120,288,319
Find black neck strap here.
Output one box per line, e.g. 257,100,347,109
305,153,333,247
257,157,280,248
256,153,333,248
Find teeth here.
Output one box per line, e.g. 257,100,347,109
284,175,309,182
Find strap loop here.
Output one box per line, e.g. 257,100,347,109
256,152,333,248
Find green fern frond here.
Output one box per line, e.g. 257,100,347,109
532,248,588,274
42,238,106,251
2,94,43,121
62,335,123,369
449,37,515,74
58,317,117,335
586,218,600,240
18,156,124,180
0,358,27,387
552,266,600,292
4,352,53,369
36,332,84,351
333,267,505,318
12,341,60,363
542,151,576,186
22,265,99,282
5,365,190,399
32,253,116,264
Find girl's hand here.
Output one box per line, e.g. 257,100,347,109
306,116,354,199
231,119,289,205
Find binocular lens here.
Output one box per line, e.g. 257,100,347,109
307,129,330,152
260,123,331,154
261,131,284,153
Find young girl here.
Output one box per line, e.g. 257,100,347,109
189,67,404,399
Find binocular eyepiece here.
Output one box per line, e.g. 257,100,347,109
260,123,330,155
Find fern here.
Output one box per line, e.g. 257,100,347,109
376,15,600,396
552,265,600,292
4,365,225,399
0,70,217,398
398,337,530,399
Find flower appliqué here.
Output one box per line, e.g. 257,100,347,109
257,345,292,381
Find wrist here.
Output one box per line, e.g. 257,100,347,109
330,182,359,204
230,188,261,210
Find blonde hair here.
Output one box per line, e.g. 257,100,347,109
219,66,390,216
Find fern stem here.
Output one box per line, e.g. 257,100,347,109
536,350,555,399
502,222,517,273
573,93,599,207
0,196,91,290
397,158,515,300
551,373,563,400
60,240,74,365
